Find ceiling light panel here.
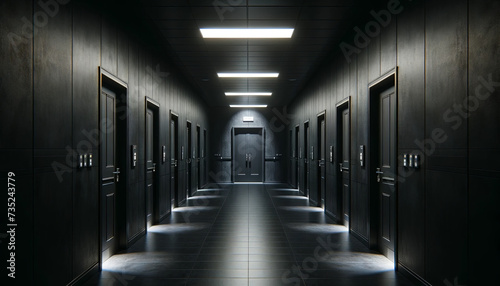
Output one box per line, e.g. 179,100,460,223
225,92,272,96
200,28,294,38
217,73,279,78
230,105,268,108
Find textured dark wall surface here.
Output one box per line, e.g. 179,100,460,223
287,0,500,285
208,107,288,183
0,0,209,284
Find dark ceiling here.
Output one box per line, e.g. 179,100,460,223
138,0,375,107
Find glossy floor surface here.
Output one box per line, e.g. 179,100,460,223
84,184,415,286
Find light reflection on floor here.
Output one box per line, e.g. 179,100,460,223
285,223,348,233
279,206,326,212
147,223,212,233
84,183,414,286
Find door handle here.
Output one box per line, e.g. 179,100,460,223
171,159,177,167
153,163,156,173
339,164,349,172
376,168,384,182
113,168,120,182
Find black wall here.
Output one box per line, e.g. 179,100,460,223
0,0,209,285
208,107,288,183
287,0,499,285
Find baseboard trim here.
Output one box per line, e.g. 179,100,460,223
398,263,431,286
68,263,99,286
127,229,146,248
325,209,338,222
350,229,369,247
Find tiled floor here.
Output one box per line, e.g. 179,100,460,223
84,183,415,286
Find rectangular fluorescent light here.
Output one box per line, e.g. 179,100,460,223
230,105,268,108
218,73,279,78
200,28,294,38
225,92,272,96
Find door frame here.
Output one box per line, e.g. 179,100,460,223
303,120,310,198
203,128,207,188
316,111,326,208
232,127,265,183
98,67,128,263
295,125,300,190
145,97,160,228
368,68,398,264
289,129,293,187
336,97,351,227
197,125,201,189
170,111,179,209
186,120,192,198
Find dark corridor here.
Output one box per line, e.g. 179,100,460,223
1,0,498,285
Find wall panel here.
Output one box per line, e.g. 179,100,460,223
380,19,397,74
33,2,74,285
101,17,117,75
468,0,500,284
425,0,468,150
0,1,33,149
34,2,73,149
425,170,467,285
34,171,73,285
0,2,34,283
396,0,425,278
72,2,101,278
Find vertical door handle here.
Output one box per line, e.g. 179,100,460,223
318,159,325,167
113,168,121,182
376,168,384,182
153,163,156,173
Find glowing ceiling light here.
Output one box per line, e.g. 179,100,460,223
225,92,272,96
217,73,279,78
200,28,294,38
229,105,268,108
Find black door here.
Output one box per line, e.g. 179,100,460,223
186,122,192,197
100,87,119,262
340,108,351,227
304,122,310,197
376,86,397,262
295,126,299,189
318,115,326,208
145,105,158,228
197,126,201,189
170,114,179,208
203,129,207,187
234,128,264,182
289,130,293,186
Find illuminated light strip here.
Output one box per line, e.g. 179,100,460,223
218,73,279,78
200,28,294,39
229,105,268,108
225,92,272,96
